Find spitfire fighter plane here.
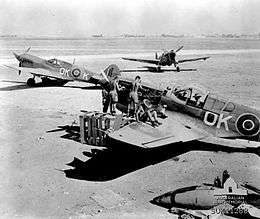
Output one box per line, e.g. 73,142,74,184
3,48,114,87
151,171,260,218
121,46,210,73
103,65,259,154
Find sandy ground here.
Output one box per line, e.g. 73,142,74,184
0,54,259,219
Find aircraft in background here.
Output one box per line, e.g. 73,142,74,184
3,48,116,87
151,171,260,219
103,66,260,155
121,46,210,73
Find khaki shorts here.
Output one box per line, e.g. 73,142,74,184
128,91,139,104
110,90,118,103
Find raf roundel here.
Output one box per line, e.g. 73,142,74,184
235,113,260,136
72,68,81,77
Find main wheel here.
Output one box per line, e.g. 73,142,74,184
176,66,180,72
27,78,36,86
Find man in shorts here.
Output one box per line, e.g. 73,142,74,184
127,76,142,118
137,99,162,127
109,76,124,115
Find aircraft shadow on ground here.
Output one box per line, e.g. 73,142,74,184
0,80,101,91
47,124,259,182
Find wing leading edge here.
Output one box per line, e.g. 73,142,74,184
3,65,73,81
121,57,160,65
178,56,210,63
120,66,197,73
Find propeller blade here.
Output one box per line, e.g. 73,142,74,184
73,58,75,64
175,46,183,53
18,62,22,75
155,52,158,59
13,52,20,60
25,47,31,53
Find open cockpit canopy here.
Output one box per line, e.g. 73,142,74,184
163,83,209,107
163,83,236,112
47,58,72,67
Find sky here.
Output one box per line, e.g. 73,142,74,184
0,0,260,36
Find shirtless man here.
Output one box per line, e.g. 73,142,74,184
127,76,142,118
137,99,162,127
109,76,124,115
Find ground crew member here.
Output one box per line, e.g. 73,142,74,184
102,89,110,113
127,75,142,117
109,76,124,115
137,99,162,127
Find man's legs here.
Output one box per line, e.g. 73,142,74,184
151,111,162,125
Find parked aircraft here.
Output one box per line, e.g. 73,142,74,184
151,171,260,218
3,48,117,87
122,46,210,72
104,66,259,155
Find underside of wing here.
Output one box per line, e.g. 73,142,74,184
178,56,210,63
3,65,73,81
107,115,205,148
122,57,160,65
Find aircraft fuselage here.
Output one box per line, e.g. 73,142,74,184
161,87,260,141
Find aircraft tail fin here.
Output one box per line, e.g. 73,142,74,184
103,64,121,81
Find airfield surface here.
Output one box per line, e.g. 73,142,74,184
0,39,260,218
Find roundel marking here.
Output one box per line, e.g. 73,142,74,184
72,68,81,77
235,113,260,136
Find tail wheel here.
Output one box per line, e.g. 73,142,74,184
27,78,35,87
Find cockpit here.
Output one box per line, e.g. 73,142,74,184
47,58,72,68
163,84,236,113
163,84,209,108
47,58,61,66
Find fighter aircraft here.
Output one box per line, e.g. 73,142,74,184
3,48,116,87
103,66,259,155
121,46,210,73
151,171,260,218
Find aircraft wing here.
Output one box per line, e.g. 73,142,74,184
122,57,160,65
120,66,197,73
200,136,260,152
3,65,73,81
108,109,260,153
178,56,210,64
107,113,206,148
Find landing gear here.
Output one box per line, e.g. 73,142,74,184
41,77,68,86
41,77,52,85
176,66,180,72
27,78,36,86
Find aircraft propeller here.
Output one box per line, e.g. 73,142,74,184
25,47,31,53
13,47,31,75
175,45,183,53
18,61,22,75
